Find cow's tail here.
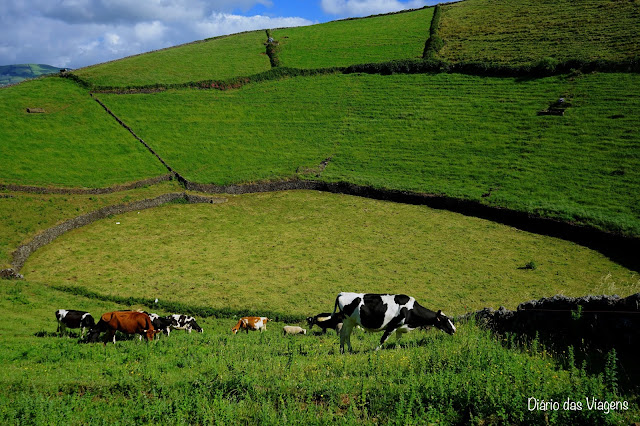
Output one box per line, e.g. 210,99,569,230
333,293,342,315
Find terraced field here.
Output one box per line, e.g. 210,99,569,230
101,72,640,236
0,78,166,187
439,0,640,64
273,8,433,68
74,31,271,88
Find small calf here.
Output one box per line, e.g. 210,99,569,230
306,312,344,334
283,325,307,336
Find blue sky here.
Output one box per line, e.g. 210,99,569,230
1,0,441,69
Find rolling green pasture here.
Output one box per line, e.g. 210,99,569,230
0,180,183,269
24,191,638,317
1,279,637,424
273,8,433,69
101,72,640,236
74,31,271,88
439,0,640,65
0,77,166,187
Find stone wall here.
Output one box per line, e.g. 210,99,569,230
1,192,226,278
465,293,640,356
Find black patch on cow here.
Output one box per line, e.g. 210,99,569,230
405,302,436,329
342,297,362,317
359,294,388,330
394,294,410,305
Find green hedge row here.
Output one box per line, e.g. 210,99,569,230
422,4,443,59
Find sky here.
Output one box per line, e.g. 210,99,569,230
1,0,442,69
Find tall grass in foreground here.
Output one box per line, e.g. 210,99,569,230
0,308,636,425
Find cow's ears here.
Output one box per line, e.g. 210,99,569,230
436,310,442,317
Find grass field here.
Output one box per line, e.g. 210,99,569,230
1,280,637,424
100,72,640,236
0,180,183,269
0,64,60,86
23,191,638,317
438,0,640,65
273,8,433,69
0,77,167,187
74,31,271,88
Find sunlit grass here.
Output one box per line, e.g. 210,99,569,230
24,191,638,318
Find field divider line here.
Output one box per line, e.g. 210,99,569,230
0,173,175,195
0,192,226,279
90,94,190,187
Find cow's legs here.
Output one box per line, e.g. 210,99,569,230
340,321,355,354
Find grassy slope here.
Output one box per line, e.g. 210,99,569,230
24,191,638,317
0,180,183,269
439,0,640,64
74,31,271,88
274,8,433,69
0,77,167,187
101,72,640,236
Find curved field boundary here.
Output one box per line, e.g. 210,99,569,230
0,192,226,279
0,173,174,195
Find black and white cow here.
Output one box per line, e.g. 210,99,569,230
333,292,456,353
147,313,178,338
306,312,344,334
55,309,95,337
169,314,203,333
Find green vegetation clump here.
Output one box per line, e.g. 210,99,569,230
0,77,167,187
438,0,640,65
273,7,433,69
74,31,271,88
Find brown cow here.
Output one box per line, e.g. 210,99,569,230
87,311,156,344
231,316,269,334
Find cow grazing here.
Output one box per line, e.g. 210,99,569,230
231,316,269,334
283,325,307,335
306,312,344,334
55,309,95,337
87,311,156,344
146,313,178,338
168,314,203,333
334,292,456,353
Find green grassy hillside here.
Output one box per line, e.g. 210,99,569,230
273,8,433,69
438,0,640,65
74,31,272,88
0,64,60,86
24,191,638,317
0,77,167,187
100,72,640,236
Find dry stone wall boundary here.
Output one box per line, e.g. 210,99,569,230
0,192,226,279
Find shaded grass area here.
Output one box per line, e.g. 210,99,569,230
274,7,433,69
101,72,640,237
439,0,640,65
74,31,271,88
0,180,184,269
24,191,638,318
0,281,637,424
0,77,167,187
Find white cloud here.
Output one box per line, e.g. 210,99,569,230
194,13,312,39
0,0,309,68
321,0,432,16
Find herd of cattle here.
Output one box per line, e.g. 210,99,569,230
55,292,456,352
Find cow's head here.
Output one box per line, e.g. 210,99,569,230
189,318,203,333
85,327,101,343
434,310,456,335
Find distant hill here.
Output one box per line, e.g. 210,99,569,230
0,64,61,86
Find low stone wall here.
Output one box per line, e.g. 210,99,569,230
1,192,226,278
465,293,640,356
0,173,174,195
